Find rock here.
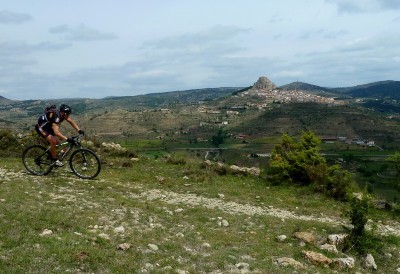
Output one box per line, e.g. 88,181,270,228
276,235,287,242
302,250,333,266
117,243,131,251
148,244,159,251
235,262,250,270
98,233,110,240
253,76,277,90
319,243,338,254
332,257,355,269
327,234,348,245
229,165,260,176
374,199,392,210
221,219,229,227
114,226,125,234
275,257,305,269
363,253,377,270
40,229,53,236
293,231,315,244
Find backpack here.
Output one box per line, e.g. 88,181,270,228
44,104,57,113
37,105,58,127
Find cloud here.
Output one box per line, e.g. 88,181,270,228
299,28,349,40
0,41,71,55
0,10,32,24
142,25,248,52
49,24,118,42
0,41,72,75
326,0,400,13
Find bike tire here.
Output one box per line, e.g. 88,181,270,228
69,148,101,179
22,145,53,176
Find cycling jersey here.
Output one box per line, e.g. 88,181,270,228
35,110,65,138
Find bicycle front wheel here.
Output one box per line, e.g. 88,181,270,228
69,149,101,179
22,145,53,176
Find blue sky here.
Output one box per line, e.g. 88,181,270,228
1,0,399,100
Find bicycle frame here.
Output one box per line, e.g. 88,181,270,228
23,134,101,179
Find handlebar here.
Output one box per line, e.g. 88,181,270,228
61,134,84,146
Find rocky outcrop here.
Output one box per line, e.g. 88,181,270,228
253,76,277,90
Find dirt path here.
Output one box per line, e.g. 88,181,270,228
2,167,399,237
133,189,400,237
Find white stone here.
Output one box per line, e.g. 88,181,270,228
40,229,53,236
148,244,159,251
276,235,287,242
333,257,355,269
221,219,229,227
363,253,377,270
98,233,110,240
117,243,131,250
114,226,125,234
319,243,338,254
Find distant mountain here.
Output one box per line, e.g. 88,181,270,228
0,95,13,105
280,80,400,99
101,87,243,108
331,80,400,99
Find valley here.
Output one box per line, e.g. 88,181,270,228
1,78,400,202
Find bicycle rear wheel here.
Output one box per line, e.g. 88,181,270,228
22,145,53,176
69,148,101,179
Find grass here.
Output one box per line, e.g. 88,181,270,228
0,155,399,273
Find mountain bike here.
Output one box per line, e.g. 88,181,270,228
22,135,101,179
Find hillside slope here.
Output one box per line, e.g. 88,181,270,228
0,156,399,273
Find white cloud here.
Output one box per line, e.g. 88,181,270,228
0,10,32,24
49,24,117,42
326,0,400,13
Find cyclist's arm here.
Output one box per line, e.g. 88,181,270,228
65,116,81,132
52,123,68,141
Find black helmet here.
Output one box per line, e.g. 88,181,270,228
59,104,72,114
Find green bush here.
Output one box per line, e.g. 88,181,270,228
268,131,327,185
342,195,383,255
0,129,22,156
269,131,357,201
323,165,356,201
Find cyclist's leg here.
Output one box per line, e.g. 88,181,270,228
35,125,59,160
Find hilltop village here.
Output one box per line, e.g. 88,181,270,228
198,76,343,115
238,76,340,106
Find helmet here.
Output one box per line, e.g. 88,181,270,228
59,104,72,114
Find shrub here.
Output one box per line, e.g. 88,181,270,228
323,165,356,201
268,131,327,185
0,129,22,156
342,195,382,255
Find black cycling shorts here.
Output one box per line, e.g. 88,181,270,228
35,124,54,138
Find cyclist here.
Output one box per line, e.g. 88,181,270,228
35,104,84,167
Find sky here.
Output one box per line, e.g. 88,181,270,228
0,0,399,100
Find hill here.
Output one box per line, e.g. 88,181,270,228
279,81,332,92
332,80,400,99
0,155,399,273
